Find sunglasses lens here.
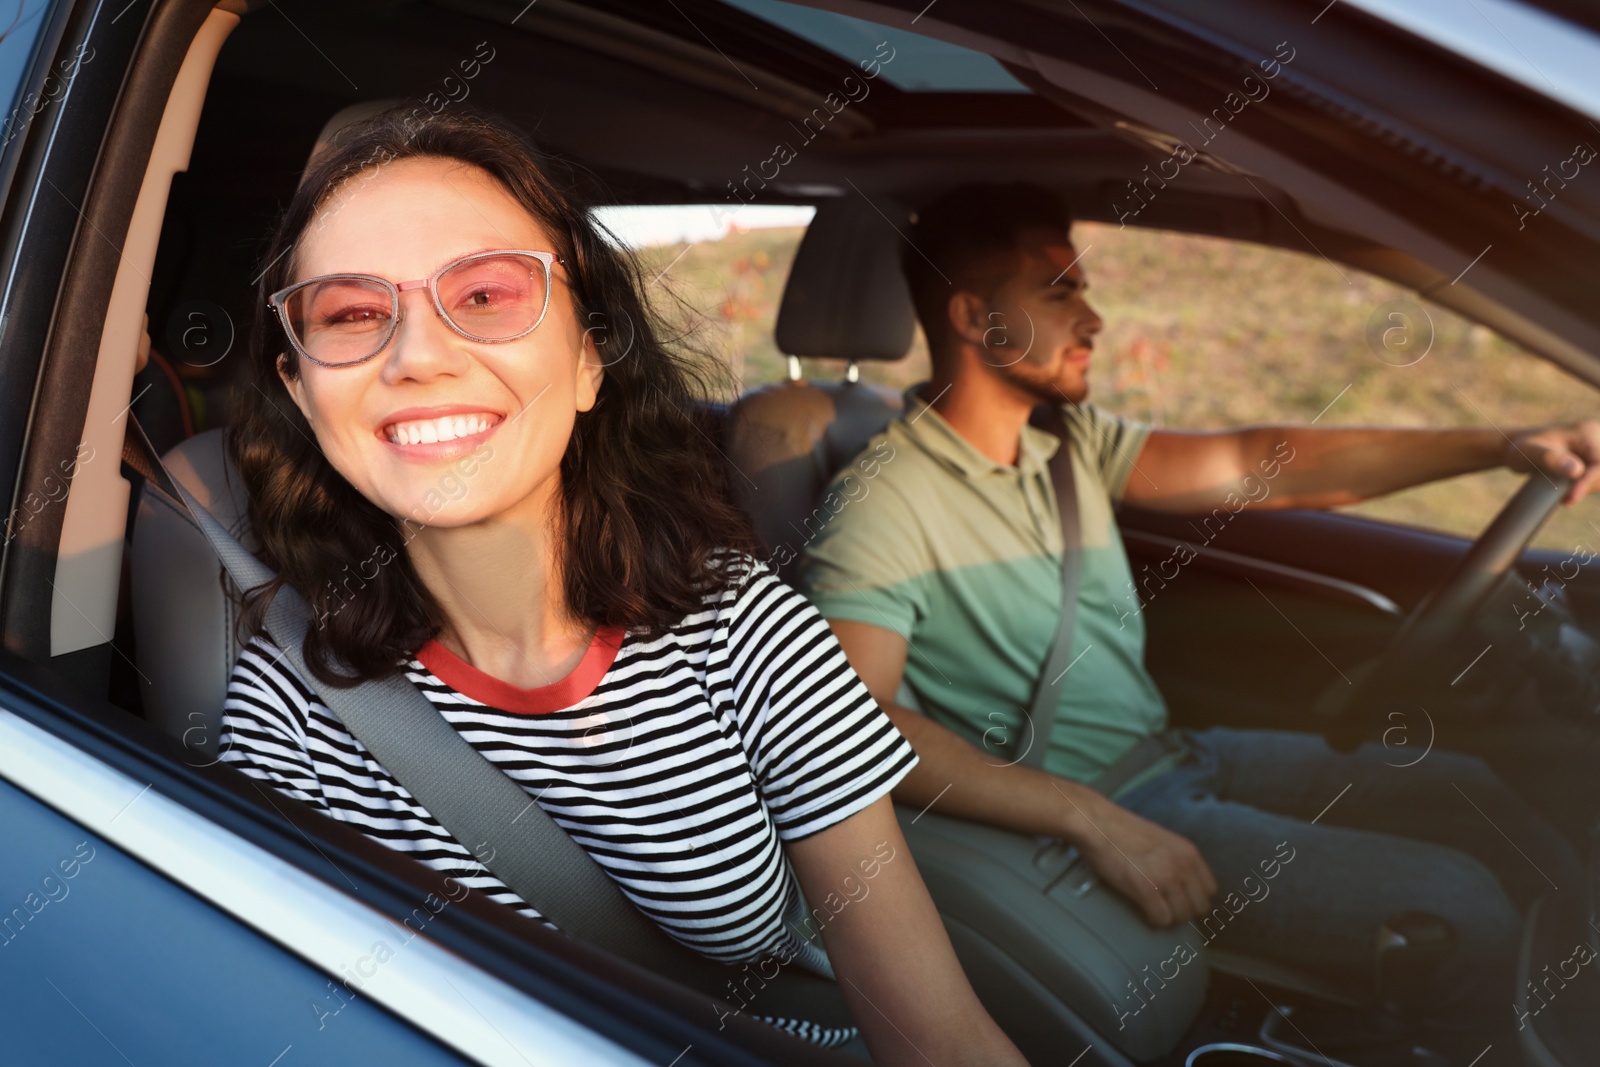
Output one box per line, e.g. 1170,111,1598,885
283,277,394,366
437,253,547,340
279,254,550,365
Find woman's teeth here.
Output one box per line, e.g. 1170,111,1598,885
386,414,495,445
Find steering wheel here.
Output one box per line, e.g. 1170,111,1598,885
1324,472,1575,751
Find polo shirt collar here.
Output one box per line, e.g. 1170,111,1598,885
901,381,1061,479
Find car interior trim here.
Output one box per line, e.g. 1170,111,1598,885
440,0,873,138
1514,897,1566,1067
1121,527,1405,617
1,0,212,666
49,6,237,657
0,703,650,1067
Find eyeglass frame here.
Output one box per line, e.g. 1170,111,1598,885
268,248,564,369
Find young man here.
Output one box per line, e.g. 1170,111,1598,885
797,183,1593,1016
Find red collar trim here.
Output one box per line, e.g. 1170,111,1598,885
416,625,627,714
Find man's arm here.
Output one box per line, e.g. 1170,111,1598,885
828,618,1217,927
1122,420,1600,513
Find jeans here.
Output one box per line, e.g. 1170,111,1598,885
1115,726,1582,1017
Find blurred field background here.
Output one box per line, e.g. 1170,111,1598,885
628,215,1600,552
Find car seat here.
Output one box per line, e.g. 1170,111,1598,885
722,196,911,586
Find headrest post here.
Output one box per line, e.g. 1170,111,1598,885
786,355,804,382
844,360,860,384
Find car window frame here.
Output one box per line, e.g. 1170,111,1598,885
0,0,173,667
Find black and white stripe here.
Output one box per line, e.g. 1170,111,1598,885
219,551,914,1044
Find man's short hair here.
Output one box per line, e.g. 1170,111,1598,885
902,183,1073,353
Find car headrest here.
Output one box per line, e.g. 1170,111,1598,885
774,195,917,362
300,99,402,186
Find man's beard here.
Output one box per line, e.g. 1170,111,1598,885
998,356,1089,408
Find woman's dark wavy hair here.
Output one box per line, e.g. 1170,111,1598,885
229,106,759,686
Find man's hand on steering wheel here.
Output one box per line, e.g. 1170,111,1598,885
1506,419,1600,506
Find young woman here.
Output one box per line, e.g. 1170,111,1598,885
216,108,1024,1065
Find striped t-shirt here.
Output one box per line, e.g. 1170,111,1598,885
219,550,916,1045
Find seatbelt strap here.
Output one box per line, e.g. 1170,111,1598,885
1017,403,1083,770
121,417,854,1025
1088,731,1185,798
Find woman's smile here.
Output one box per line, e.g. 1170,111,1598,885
379,403,505,463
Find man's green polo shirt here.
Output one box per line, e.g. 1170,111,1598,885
798,382,1179,792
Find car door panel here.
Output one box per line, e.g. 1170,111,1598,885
1122,503,1600,729
0,774,477,1067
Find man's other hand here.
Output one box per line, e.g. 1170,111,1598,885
1508,419,1600,505
1076,798,1218,927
